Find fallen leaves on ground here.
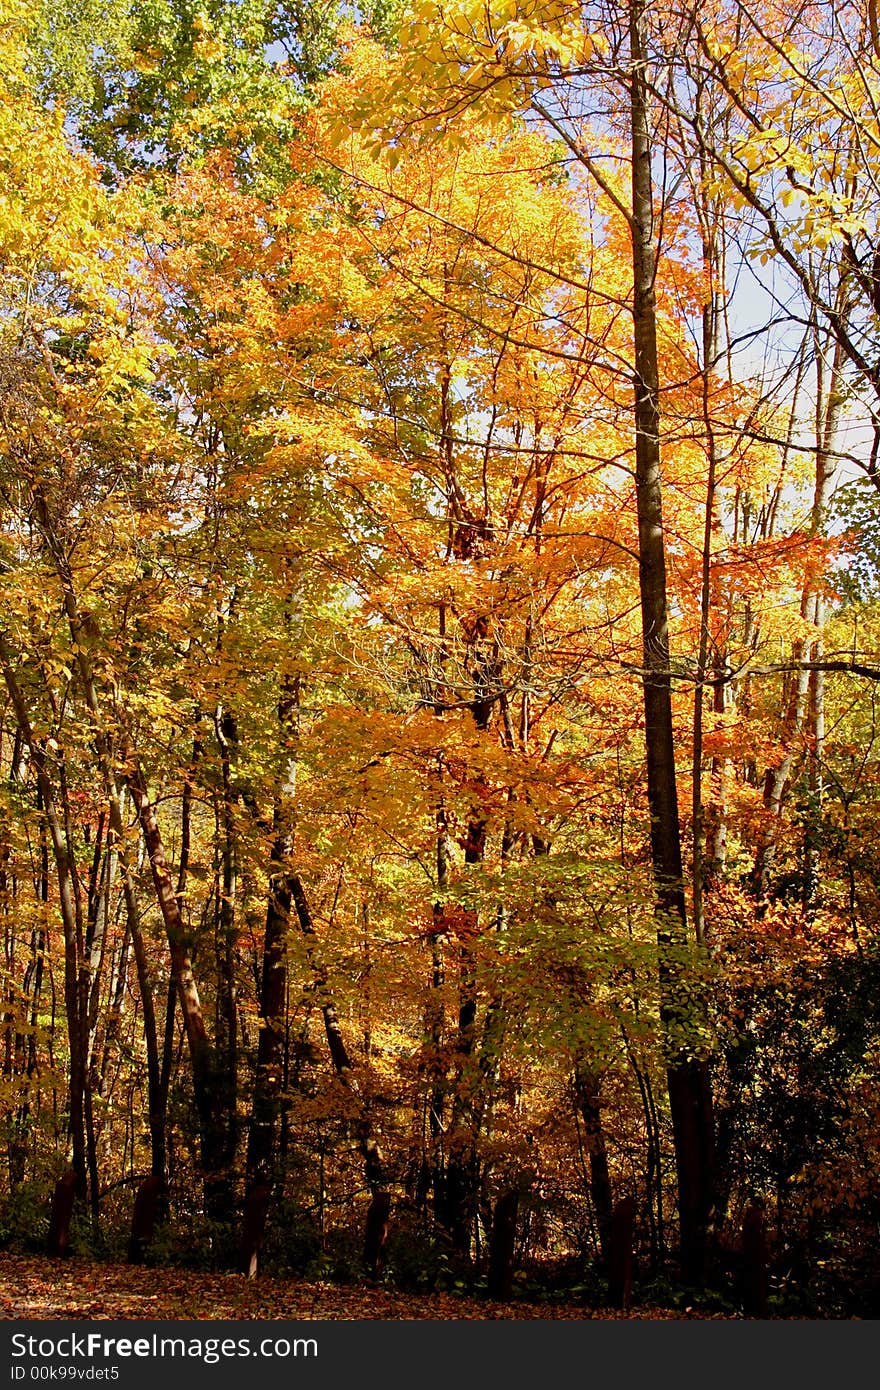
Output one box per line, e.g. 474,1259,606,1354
0,1255,727,1320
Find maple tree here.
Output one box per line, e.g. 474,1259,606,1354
0,0,879,1319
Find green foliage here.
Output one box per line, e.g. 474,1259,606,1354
712,907,880,1311
832,478,880,603
257,1196,324,1275
381,1212,468,1292
141,1211,236,1270
24,0,137,113
0,1181,52,1253
82,0,302,181
32,0,406,183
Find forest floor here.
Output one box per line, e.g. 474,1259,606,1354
0,1254,733,1320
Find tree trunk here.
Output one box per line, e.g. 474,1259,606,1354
629,0,714,1285
607,1195,636,1310
213,708,239,1194
240,831,290,1276
439,814,484,1256
752,317,845,899
418,801,448,1214
741,1200,769,1317
120,863,166,1188
47,1170,78,1257
487,1189,519,1301
128,1175,161,1264
574,1062,614,1265
692,220,724,943
363,1190,392,1280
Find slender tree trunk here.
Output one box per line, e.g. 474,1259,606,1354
240,668,300,1273
804,332,845,912
120,859,166,1187
440,813,484,1256
419,796,448,1214
574,1061,614,1265
7,738,38,1186
629,0,714,1284
239,828,290,1275
83,821,112,1222
423,610,451,1214
19,753,46,1183
213,708,239,1186
752,313,845,899
692,231,722,944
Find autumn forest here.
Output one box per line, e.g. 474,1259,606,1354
1,0,880,1320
